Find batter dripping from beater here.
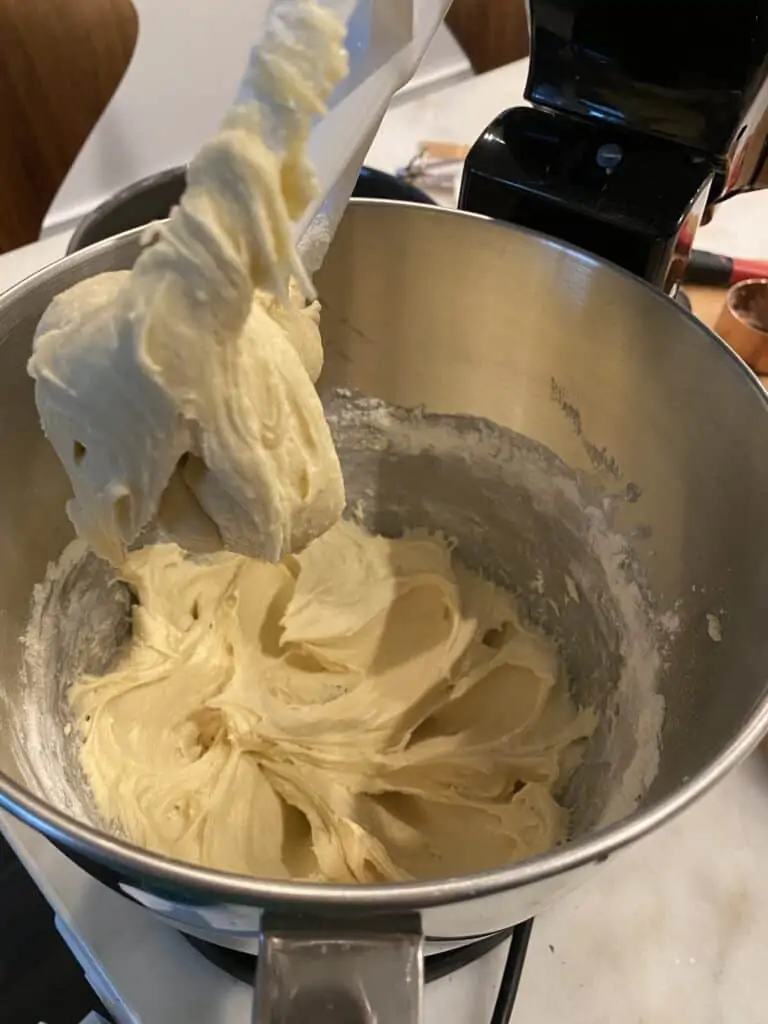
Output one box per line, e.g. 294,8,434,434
28,3,347,567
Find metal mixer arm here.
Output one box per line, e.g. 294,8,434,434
254,914,422,1024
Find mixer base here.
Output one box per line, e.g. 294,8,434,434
184,920,533,1022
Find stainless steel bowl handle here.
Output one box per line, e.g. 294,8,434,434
254,913,423,1023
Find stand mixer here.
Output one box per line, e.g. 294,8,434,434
461,0,768,291
4,3,768,1024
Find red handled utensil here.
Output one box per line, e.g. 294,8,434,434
685,250,768,286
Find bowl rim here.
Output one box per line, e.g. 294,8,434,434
4,199,768,908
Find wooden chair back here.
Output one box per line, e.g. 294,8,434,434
0,0,138,253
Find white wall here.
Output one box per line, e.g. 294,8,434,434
44,0,264,235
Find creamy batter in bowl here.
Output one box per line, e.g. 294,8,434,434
14,0,611,889
20,379,661,882
2,201,768,1015
47,490,598,884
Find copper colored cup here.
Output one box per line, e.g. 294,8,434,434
715,277,768,373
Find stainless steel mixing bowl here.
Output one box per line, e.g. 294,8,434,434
1,200,768,1022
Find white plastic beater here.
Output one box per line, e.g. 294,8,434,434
246,0,452,274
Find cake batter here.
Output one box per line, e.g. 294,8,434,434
70,520,595,882
28,2,347,567
28,1,595,882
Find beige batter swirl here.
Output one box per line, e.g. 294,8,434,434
70,520,595,883
28,3,348,567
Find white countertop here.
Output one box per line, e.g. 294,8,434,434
3,58,768,1023
7,753,768,1024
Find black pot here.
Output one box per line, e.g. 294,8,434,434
67,165,435,254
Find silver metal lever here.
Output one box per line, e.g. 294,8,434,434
254,913,423,1023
